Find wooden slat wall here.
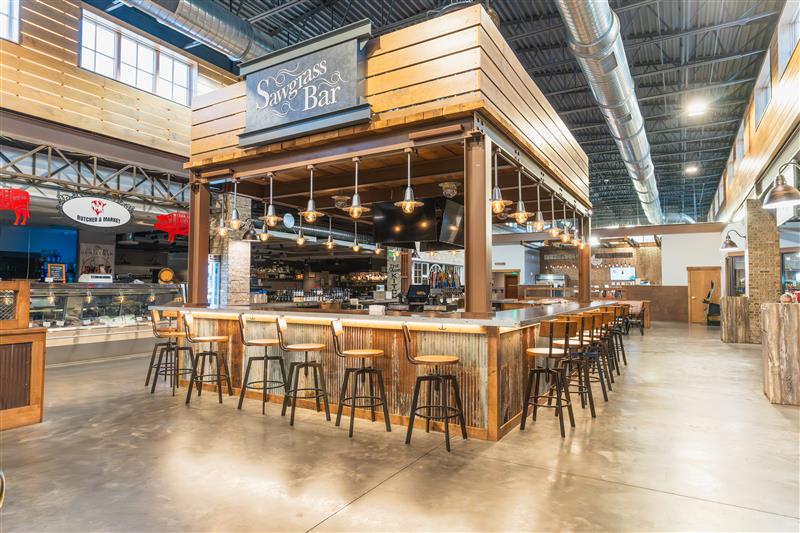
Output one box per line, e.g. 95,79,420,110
715,28,800,221
0,0,236,158
188,5,589,204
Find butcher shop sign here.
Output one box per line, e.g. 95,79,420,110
238,20,372,147
58,194,134,229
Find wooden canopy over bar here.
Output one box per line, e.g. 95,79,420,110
185,4,590,309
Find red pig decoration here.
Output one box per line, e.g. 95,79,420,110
154,212,189,243
0,188,30,225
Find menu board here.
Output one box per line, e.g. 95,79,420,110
47,263,66,282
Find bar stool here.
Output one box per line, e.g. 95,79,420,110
237,314,288,414
402,323,467,452
276,316,330,426
330,319,391,437
577,312,610,402
552,313,596,417
183,313,233,404
597,310,622,378
521,319,577,437
147,309,192,396
609,305,629,366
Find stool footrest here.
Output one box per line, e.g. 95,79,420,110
413,404,461,422
243,379,286,391
340,395,384,410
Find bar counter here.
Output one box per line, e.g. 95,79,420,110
154,301,603,441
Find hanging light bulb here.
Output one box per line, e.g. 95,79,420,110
299,165,323,223
571,204,580,245
510,166,532,224
560,199,572,243
296,218,306,246
85,290,93,304
374,242,383,255
490,150,512,214
532,181,545,231
257,223,270,242
260,172,281,227
344,157,370,219
352,220,361,252
395,148,423,214
228,179,242,230
547,192,560,237
325,216,335,250
217,197,229,237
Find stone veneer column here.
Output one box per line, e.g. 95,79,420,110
744,199,781,343
210,194,252,306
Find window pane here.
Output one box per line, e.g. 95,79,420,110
81,19,96,49
120,37,136,66
156,77,172,99
173,86,188,105
159,55,173,80
137,45,154,73
119,63,136,85
80,48,95,71
95,53,115,77
0,14,8,40
0,2,9,16
136,71,153,91
173,61,189,87
96,25,115,57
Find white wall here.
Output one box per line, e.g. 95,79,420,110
491,244,539,285
661,232,724,286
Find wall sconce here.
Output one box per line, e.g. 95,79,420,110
763,160,800,209
720,229,746,251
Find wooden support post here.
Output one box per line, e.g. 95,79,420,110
578,220,590,305
464,135,492,313
188,175,210,305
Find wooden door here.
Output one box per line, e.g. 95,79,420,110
687,267,721,324
504,273,519,300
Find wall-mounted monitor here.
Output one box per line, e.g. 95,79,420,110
610,266,636,281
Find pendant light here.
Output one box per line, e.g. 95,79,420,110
395,148,423,214
763,161,800,209
374,242,383,255
296,217,306,246
532,180,545,231
571,204,580,244
257,221,269,242
324,216,335,250
547,192,560,237
344,156,370,219
560,199,572,243
260,172,281,227
490,150,511,215
299,164,323,223
217,195,228,237
351,220,361,252
577,217,586,250
228,179,242,230
510,166,533,224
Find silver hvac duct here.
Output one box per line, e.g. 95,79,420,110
123,0,278,62
555,0,664,224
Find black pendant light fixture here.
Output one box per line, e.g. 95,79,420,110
395,148,423,214
344,156,370,219
510,166,533,224
324,216,335,250
763,160,800,209
261,172,281,227
532,180,545,231
228,178,242,230
299,164,323,223
548,191,560,237
490,150,511,215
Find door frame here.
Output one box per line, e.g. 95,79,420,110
687,266,721,323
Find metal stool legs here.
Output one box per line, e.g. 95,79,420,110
405,373,467,452
237,347,289,414
184,343,233,405
520,362,575,438
280,352,331,426
335,364,391,437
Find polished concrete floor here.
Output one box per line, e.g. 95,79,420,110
2,322,799,532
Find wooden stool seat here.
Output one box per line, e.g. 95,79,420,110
247,337,280,346
526,347,570,356
552,339,591,348
155,329,185,337
414,354,459,365
285,342,325,352
192,335,228,343
341,348,384,358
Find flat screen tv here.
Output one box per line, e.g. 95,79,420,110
372,199,437,247
438,199,464,246
610,266,636,281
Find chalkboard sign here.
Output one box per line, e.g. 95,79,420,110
47,263,66,282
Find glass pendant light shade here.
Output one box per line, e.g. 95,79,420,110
395,149,423,214
324,216,335,249
351,220,360,252
344,157,371,219
227,179,243,230
257,225,270,242
260,173,281,227
489,150,511,215
299,165,323,223
533,211,546,231
296,218,305,246
510,168,532,224
559,198,572,243
763,162,800,209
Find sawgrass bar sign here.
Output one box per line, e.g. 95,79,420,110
239,20,372,147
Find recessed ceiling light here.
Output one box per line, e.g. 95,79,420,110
686,99,708,116
684,164,699,175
